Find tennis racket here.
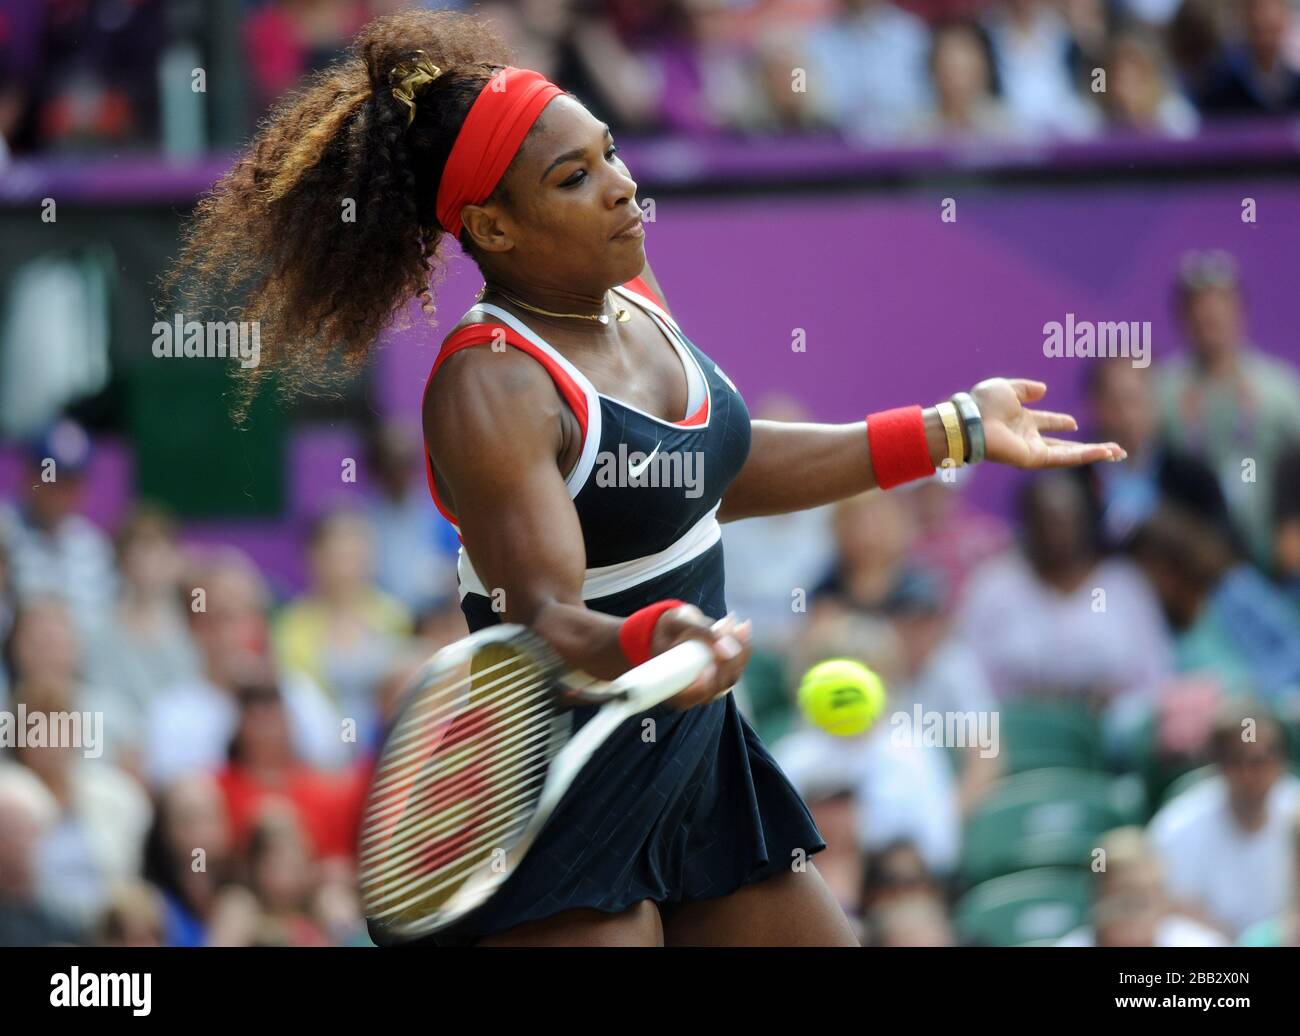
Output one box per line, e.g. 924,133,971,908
358,623,714,942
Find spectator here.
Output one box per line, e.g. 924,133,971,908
0,764,76,945
1199,0,1300,114
879,564,1001,816
811,489,912,613
954,472,1172,706
869,890,957,946
804,0,934,143
1061,0,1113,88
362,420,458,614
1077,357,1235,552
478,0,662,136
910,18,1021,141
1154,250,1300,568
982,0,1102,137
141,773,236,948
0,0,166,155
274,510,411,744
860,840,953,946
214,674,365,862
1274,444,1300,598
1148,699,1300,937
0,538,13,695
1056,826,1227,946
1168,0,1234,98
145,551,345,784
1238,808,1300,945
898,0,994,24
243,0,368,116
708,21,833,135
96,880,166,947
2,595,87,717
593,0,723,135
775,611,962,875
901,471,1012,612
1130,504,1300,702
240,806,330,947
9,673,152,933
82,505,202,774
1114,0,1185,27
721,397,836,646
0,419,116,637
1100,28,1200,137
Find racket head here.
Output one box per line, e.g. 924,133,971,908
359,624,571,942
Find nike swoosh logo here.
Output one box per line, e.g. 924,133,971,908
628,442,661,479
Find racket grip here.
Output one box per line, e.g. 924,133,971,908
612,639,716,711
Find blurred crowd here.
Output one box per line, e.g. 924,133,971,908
739,249,1300,946
0,245,1298,947
3,0,1300,160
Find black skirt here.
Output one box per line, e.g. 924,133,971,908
372,690,825,946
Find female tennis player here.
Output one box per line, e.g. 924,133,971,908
165,10,1124,947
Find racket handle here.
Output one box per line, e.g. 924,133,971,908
611,639,716,711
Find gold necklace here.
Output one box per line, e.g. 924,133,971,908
476,283,631,325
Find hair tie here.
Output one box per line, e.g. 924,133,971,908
390,51,445,127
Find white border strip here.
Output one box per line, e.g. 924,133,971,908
468,302,604,496
456,501,722,602
611,284,710,422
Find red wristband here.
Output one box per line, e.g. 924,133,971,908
619,599,686,667
866,405,935,490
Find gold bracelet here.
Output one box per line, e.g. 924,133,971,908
936,400,964,468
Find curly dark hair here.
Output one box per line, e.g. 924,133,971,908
160,9,521,420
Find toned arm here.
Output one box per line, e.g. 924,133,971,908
422,341,749,700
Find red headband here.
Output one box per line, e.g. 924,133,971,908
436,66,565,240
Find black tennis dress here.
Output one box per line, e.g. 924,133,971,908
389,276,824,945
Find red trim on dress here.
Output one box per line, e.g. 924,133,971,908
420,323,590,531
620,275,665,311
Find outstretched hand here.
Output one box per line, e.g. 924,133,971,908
972,378,1127,469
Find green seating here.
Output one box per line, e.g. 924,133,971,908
955,867,1092,946
960,768,1147,887
1158,764,1217,809
737,648,795,747
997,701,1105,774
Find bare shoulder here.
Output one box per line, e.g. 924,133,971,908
423,321,562,458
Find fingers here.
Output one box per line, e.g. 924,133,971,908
663,611,753,709
1037,438,1127,466
1028,409,1078,434
1009,378,1047,403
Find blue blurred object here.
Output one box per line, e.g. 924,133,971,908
23,417,92,475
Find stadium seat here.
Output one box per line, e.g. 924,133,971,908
1158,764,1217,809
737,648,796,747
954,868,1092,947
997,701,1105,774
959,768,1147,887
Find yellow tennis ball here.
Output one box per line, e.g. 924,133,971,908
797,658,887,736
